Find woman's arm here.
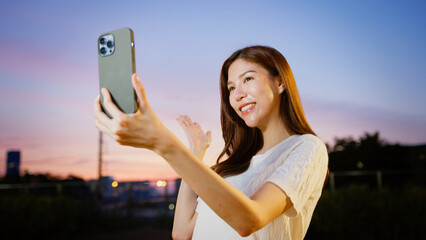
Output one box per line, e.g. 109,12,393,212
159,134,291,237
172,115,211,240
94,74,292,237
173,180,198,240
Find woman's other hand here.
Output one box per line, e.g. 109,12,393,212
94,73,172,154
176,115,212,160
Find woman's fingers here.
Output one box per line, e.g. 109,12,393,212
177,116,195,140
206,130,212,139
132,73,149,111
193,122,203,131
94,95,103,115
93,74,170,151
101,88,126,120
178,115,195,130
206,131,212,145
176,116,188,129
193,122,208,137
177,115,211,140
94,95,113,126
183,115,194,126
176,114,212,159
177,115,190,127
95,119,112,136
177,115,188,126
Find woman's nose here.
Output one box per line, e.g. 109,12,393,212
234,85,247,101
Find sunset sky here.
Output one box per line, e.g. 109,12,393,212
0,0,425,181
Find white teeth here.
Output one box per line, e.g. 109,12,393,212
241,103,255,112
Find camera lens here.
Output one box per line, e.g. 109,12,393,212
100,47,106,55
100,38,105,45
107,40,113,48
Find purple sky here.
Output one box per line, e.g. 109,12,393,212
0,0,425,181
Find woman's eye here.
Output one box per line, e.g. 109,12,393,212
229,87,235,92
244,77,253,82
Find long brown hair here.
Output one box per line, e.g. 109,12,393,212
212,45,316,178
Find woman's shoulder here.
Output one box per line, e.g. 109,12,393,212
293,133,323,143
292,134,328,154
295,133,320,141
258,134,327,161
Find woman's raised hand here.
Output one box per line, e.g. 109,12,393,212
176,115,212,160
94,73,172,154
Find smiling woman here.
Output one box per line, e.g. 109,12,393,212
94,45,328,240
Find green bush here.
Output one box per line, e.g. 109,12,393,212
307,185,426,239
0,195,138,239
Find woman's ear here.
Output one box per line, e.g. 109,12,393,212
275,76,285,94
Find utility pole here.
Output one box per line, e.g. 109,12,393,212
164,180,169,215
97,131,103,201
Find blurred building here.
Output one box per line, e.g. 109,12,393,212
88,176,115,199
175,178,182,195
6,150,20,176
130,181,152,199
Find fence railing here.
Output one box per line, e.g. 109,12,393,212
327,169,424,192
1,169,423,195
0,181,87,193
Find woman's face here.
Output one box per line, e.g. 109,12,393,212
227,59,284,130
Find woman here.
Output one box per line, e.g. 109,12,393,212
94,45,328,239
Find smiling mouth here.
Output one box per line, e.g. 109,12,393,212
240,103,256,115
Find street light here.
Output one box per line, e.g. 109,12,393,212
112,181,118,188
156,180,167,187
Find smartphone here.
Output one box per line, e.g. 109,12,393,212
98,27,137,118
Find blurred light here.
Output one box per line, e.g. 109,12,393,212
356,161,364,169
112,181,118,188
157,181,167,187
169,204,175,210
156,180,167,187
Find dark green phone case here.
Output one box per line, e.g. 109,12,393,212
98,28,137,118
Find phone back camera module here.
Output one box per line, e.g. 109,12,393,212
99,34,115,56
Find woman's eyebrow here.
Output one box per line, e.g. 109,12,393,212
227,70,257,86
239,70,256,78
228,70,257,86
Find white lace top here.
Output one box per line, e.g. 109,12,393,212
192,134,328,240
